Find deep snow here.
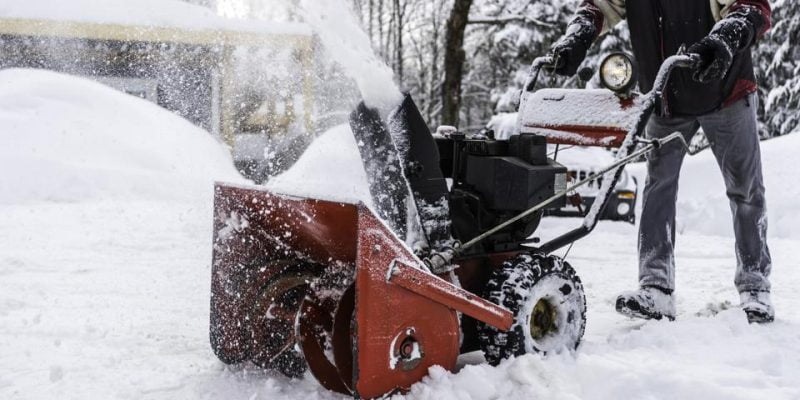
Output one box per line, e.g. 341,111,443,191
1,70,799,400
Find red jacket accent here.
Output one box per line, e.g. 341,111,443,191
731,0,773,36
576,1,604,35
724,80,758,108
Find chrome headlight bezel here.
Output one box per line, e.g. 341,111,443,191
599,53,638,94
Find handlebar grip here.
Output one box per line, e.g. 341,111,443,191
675,54,702,69
524,55,565,92
535,55,565,71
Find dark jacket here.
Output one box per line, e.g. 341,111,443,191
574,0,771,117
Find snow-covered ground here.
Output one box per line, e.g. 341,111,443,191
1,70,799,399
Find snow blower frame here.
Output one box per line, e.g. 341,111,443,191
209,53,700,398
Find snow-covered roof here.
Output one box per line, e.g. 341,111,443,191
0,0,311,45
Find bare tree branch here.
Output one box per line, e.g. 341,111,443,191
467,14,555,28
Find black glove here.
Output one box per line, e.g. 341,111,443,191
550,36,590,76
549,16,596,76
688,11,758,83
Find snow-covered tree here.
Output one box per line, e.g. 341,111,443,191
755,0,800,138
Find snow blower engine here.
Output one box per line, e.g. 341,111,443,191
209,53,700,398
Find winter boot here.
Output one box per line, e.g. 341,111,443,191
740,291,775,324
616,286,676,321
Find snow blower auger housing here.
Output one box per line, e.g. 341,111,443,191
210,53,700,398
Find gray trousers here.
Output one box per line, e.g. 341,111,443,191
639,93,772,293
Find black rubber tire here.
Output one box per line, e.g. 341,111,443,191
477,252,587,366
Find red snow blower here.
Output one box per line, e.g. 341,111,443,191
209,53,699,398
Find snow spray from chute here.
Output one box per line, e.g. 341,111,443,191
225,0,429,248
292,0,404,111
217,0,402,110
287,0,432,250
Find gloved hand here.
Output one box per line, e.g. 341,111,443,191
688,14,756,83
549,16,596,76
549,36,590,77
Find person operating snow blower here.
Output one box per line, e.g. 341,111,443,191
549,0,774,323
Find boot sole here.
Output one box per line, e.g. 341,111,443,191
745,309,775,324
616,297,675,321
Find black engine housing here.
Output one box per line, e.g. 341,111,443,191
436,132,567,253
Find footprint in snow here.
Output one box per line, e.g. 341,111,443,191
695,300,734,318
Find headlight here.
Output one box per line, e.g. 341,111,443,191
600,53,638,93
617,202,631,216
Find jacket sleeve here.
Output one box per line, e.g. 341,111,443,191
570,1,625,40
574,0,626,38
730,0,772,40
573,1,605,40
720,0,772,41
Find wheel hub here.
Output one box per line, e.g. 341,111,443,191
530,298,558,340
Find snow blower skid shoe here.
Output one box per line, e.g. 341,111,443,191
209,53,703,398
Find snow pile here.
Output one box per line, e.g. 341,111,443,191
629,133,800,239
267,124,372,204
0,68,243,205
0,0,309,35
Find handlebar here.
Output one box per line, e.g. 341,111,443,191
651,53,701,94
523,52,701,95
530,55,558,71
524,56,561,92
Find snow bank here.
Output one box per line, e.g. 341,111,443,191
267,124,372,204
0,0,310,35
629,134,800,239
0,68,243,205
